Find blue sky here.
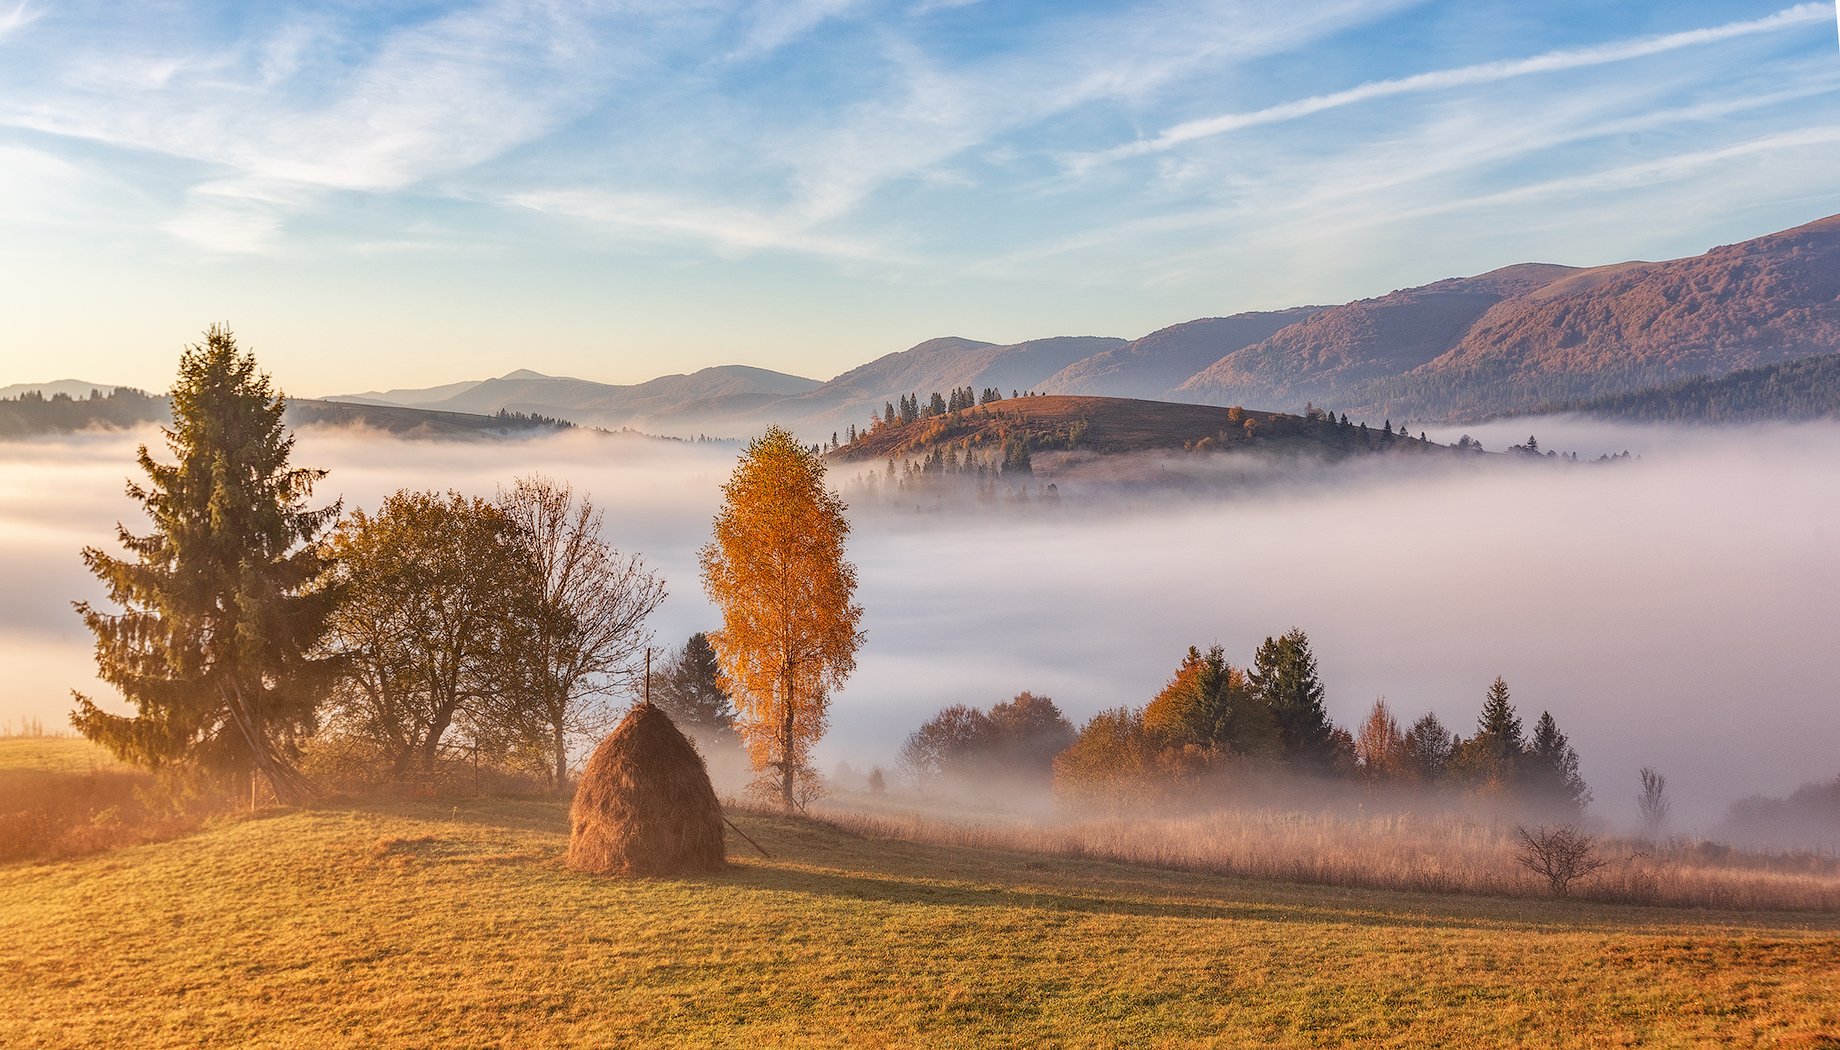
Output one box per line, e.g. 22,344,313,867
2,0,1837,395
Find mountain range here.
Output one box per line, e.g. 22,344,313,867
163,212,1840,437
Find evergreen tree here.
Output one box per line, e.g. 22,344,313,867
71,326,339,803
1142,645,1275,756
1461,676,1525,790
1249,628,1336,771
652,632,741,750
1526,710,1591,813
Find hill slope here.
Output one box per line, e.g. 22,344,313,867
1180,216,1840,421
4,790,1836,1047
1043,308,1325,400
329,365,821,433
1179,265,1576,408
1553,351,1840,423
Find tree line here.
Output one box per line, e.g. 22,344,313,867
899,628,1591,817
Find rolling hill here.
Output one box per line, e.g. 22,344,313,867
832,393,1445,476
328,364,821,433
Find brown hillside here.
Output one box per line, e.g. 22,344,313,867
1178,264,1576,405
1043,308,1325,400
1425,214,1840,379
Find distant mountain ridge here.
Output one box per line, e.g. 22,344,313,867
314,211,1840,434
0,379,124,400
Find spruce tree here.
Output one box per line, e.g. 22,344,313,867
71,326,340,803
1250,628,1336,771
1527,710,1591,813
652,632,740,748
1465,676,1526,789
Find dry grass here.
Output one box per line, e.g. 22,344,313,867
814,798,1840,912
0,737,237,863
7,738,1840,1045
5,794,1839,1047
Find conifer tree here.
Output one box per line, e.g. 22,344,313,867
1526,710,1591,813
1250,628,1337,771
71,326,339,803
1462,676,1526,790
652,632,741,750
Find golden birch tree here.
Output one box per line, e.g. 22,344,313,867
699,426,863,809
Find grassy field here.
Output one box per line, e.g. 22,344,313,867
0,735,177,863
6,756,1840,1048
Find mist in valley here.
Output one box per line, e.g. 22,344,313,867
3,416,1836,838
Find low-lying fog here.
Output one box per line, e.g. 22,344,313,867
4,417,1835,832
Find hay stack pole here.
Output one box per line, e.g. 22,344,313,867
566,673,727,876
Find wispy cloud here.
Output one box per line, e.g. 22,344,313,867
1,0,702,252
0,1,38,40
725,0,862,59
1081,3,1831,166
505,187,904,263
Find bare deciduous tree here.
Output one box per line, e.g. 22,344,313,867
1638,767,1671,840
498,475,666,794
1513,823,1609,897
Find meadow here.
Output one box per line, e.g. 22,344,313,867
819,799,1840,912
6,740,1840,1048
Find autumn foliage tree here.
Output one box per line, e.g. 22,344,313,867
322,490,537,778
72,326,340,803
700,426,863,809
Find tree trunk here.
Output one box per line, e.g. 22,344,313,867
552,718,569,797
780,668,796,810
223,684,316,806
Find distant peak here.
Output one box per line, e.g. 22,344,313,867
499,368,553,380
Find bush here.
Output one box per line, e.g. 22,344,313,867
1513,823,1609,897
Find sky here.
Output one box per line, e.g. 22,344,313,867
2,1,1839,396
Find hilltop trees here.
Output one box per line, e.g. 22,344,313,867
72,326,341,803
700,426,863,809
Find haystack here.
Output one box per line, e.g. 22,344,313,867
567,702,726,876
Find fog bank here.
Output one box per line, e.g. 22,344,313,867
3,418,1835,831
